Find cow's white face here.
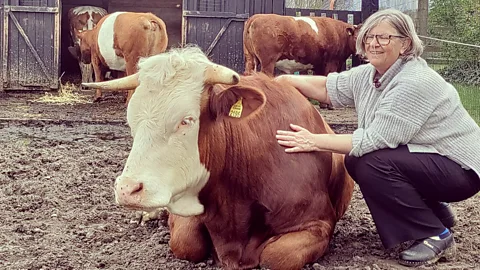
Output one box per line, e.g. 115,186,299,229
114,47,240,216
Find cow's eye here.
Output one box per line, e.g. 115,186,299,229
176,116,195,133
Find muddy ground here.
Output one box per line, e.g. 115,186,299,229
0,89,478,270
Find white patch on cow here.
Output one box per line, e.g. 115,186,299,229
115,47,219,216
293,17,319,34
98,12,126,71
275,59,314,74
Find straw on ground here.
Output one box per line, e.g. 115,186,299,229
34,82,91,105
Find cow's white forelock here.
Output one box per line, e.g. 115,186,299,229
137,46,212,94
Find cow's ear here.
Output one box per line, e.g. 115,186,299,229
210,85,266,120
347,26,355,36
347,24,362,36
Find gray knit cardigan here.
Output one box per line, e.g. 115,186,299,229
326,57,480,178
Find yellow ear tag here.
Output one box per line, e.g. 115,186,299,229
228,97,243,118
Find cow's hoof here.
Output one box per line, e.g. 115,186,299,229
131,209,169,226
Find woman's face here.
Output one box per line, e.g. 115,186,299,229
364,21,409,74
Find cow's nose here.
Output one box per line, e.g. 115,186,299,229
115,178,144,206
124,182,143,195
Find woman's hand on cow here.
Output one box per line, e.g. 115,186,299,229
276,124,320,153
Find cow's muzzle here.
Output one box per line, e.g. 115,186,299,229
114,176,144,207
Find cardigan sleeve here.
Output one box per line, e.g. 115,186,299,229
325,69,356,108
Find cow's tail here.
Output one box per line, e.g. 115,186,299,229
143,14,169,55
243,16,259,75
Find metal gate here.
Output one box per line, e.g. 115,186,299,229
182,0,284,74
1,0,60,91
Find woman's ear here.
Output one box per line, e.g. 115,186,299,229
401,38,412,54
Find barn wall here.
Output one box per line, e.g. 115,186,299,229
108,0,182,48
1,0,60,90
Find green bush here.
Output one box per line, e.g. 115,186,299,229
438,61,480,85
428,0,480,61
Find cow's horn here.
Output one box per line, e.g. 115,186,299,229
204,64,240,85
81,73,139,91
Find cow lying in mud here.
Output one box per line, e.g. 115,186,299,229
82,46,354,270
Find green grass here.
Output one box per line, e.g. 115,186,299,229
454,83,480,124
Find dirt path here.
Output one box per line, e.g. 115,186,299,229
0,92,478,270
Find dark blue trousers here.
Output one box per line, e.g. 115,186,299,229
344,145,480,249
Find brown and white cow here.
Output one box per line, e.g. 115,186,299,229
69,11,168,103
67,6,108,84
82,46,354,270
243,14,361,77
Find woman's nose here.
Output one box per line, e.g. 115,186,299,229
369,37,380,46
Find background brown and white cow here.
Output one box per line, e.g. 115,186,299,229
243,14,361,77
67,6,108,84
82,46,354,270
69,11,168,103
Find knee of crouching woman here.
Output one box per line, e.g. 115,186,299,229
344,153,379,186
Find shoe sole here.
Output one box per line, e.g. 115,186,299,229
398,242,457,267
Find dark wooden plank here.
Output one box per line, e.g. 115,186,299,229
361,0,378,22
7,6,58,13
254,0,261,15
9,9,20,88
2,6,8,89
27,8,36,85
354,13,362,25
0,6,4,89
109,0,181,9
183,11,248,18
265,0,273,14
272,0,283,15
337,12,347,22
36,11,45,83
234,21,245,73
220,17,229,68
44,10,54,85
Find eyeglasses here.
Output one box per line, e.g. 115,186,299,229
363,34,406,46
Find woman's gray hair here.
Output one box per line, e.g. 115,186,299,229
355,8,424,60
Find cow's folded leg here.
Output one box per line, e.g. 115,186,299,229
168,214,211,263
260,220,333,270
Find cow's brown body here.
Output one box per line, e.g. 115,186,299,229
243,14,359,77
73,12,168,103
169,72,354,269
